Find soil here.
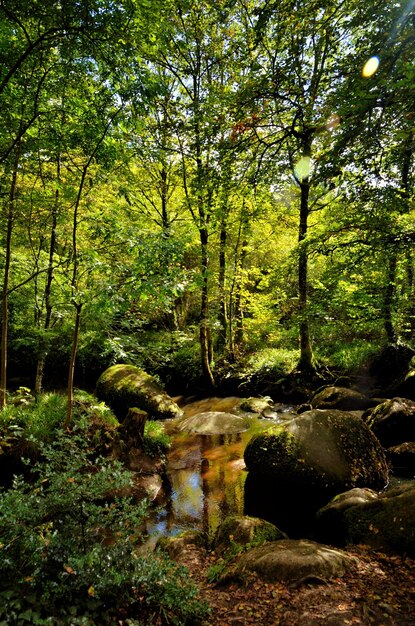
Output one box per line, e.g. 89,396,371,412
176,541,415,625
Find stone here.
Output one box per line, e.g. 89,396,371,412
315,487,379,545
239,397,273,415
213,515,287,553
386,442,415,477
362,397,415,447
318,484,415,556
96,364,182,421
222,539,355,584
243,410,388,535
174,411,252,435
310,386,375,411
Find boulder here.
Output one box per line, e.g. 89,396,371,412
315,487,379,545
310,386,375,411
174,411,252,435
244,410,388,491
392,370,415,400
96,364,182,421
222,539,355,584
213,515,286,553
239,396,273,415
362,397,415,447
386,442,415,477
243,410,388,535
369,343,415,389
317,484,415,556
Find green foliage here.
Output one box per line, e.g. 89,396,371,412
0,429,209,625
142,420,171,458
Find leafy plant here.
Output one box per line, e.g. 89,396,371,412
0,428,209,625
142,420,171,458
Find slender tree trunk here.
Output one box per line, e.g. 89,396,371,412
35,157,59,394
200,226,215,387
297,175,315,373
65,303,82,430
384,253,398,344
217,214,228,350
234,239,247,346
0,148,20,408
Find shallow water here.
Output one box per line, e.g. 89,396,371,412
145,396,295,543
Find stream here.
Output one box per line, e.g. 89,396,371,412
145,396,298,544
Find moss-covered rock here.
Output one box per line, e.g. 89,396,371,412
244,410,388,493
96,364,183,421
243,410,388,537
310,386,376,411
222,539,355,584
213,515,286,553
315,487,379,545
386,442,415,476
362,397,415,448
317,484,415,556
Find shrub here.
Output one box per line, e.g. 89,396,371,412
0,429,209,625
142,420,171,458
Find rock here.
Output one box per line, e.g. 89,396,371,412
386,442,415,476
318,484,415,556
244,410,388,491
239,397,273,415
96,364,182,421
392,370,415,400
243,410,388,535
310,386,375,411
157,530,205,560
174,411,252,435
369,343,415,389
315,488,379,545
222,539,355,584
362,397,415,447
213,515,287,553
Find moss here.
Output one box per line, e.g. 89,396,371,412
96,364,182,421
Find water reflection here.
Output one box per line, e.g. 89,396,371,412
145,397,298,543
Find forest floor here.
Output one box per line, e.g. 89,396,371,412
175,541,415,626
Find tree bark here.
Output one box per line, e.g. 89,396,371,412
296,169,316,373
0,147,20,408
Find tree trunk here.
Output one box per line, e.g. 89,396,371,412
65,303,82,430
35,158,59,394
217,214,228,350
200,227,215,388
384,253,398,344
0,148,20,409
297,174,316,373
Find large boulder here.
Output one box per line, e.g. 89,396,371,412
222,539,355,584
243,410,388,535
310,386,375,411
174,411,252,435
362,397,415,448
317,484,415,556
315,487,379,545
96,364,182,421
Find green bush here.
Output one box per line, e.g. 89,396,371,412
142,420,171,458
0,429,209,625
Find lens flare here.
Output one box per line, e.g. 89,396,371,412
362,56,380,78
294,156,312,181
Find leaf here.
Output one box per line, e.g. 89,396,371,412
88,586,95,597
64,565,75,574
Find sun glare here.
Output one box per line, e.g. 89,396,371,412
362,56,380,78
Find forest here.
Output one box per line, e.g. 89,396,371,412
1,0,415,404
2,0,415,624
